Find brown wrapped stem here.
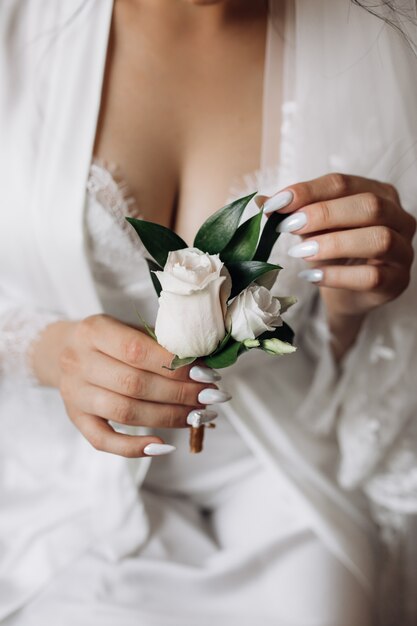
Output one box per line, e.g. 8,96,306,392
189,425,205,453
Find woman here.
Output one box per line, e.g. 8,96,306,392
1,0,416,624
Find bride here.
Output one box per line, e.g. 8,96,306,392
1,1,416,624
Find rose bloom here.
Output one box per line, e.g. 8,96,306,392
227,284,282,342
154,248,231,358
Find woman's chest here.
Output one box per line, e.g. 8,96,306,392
94,1,272,243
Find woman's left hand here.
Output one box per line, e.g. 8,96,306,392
261,173,416,357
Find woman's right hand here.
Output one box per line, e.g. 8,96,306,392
33,314,228,457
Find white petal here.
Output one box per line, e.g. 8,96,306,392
155,278,226,358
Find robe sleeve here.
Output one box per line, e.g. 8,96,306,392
295,279,417,499
0,291,64,385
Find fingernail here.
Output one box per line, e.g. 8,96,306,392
263,190,294,214
187,409,218,427
278,211,307,233
198,388,232,404
298,269,323,283
189,365,221,383
143,443,176,456
288,240,319,258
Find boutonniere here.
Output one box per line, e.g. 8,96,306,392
127,193,296,452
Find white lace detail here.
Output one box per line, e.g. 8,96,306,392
87,158,141,220
0,308,63,385
85,159,159,327
85,159,149,289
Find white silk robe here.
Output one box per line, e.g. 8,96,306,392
1,1,417,623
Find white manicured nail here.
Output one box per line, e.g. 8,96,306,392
278,211,307,233
298,269,323,283
189,365,221,383
198,388,232,404
263,190,294,214
143,443,176,456
187,409,218,427
288,240,319,258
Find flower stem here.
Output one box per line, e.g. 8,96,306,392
189,425,205,453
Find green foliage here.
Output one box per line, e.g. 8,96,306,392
134,309,157,341
126,217,187,267
203,340,245,369
193,193,257,254
220,211,263,263
145,258,163,297
253,211,286,262
126,193,297,371
165,355,197,371
226,261,281,298
259,321,295,345
212,328,232,355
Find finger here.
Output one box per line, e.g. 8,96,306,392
289,226,412,265
300,264,409,294
72,413,171,458
81,315,192,381
278,193,412,238
261,173,401,215
77,383,194,429
81,350,210,406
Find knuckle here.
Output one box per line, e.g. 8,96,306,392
119,444,139,458
374,226,395,255
165,406,187,428
328,172,349,196
327,232,344,257
363,193,384,222
163,406,177,428
365,266,384,290
89,431,106,452
122,337,147,366
173,382,188,406
73,318,94,347
76,314,102,340
59,346,78,374
120,371,144,398
384,183,399,202
114,399,134,425
316,201,331,226
408,213,417,238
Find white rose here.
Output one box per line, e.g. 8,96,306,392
226,284,282,342
154,248,230,358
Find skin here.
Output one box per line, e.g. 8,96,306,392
32,0,416,457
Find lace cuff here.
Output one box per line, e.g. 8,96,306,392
0,306,64,385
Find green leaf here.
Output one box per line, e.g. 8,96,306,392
259,321,295,345
203,340,245,369
227,261,282,298
126,217,188,267
220,211,263,263
253,211,287,262
193,192,257,254
145,258,163,297
164,355,197,371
